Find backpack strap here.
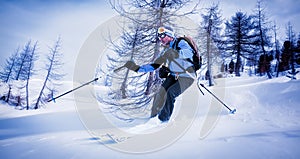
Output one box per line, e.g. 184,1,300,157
174,37,197,53
172,37,185,51
172,37,194,65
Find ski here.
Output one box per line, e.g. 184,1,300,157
96,133,132,144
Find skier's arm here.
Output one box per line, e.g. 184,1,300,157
137,55,166,73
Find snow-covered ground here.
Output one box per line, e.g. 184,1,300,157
1,74,300,159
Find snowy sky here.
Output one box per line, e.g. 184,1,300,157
0,0,299,80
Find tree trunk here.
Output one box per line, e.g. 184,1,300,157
145,4,163,95
207,19,214,86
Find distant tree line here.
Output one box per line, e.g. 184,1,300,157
0,37,65,110
200,1,300,82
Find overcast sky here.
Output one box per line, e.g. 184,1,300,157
0,0,299,80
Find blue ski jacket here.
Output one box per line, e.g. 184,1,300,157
137,38,195,78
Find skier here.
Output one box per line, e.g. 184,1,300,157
123,26,195,122
228,60,234,74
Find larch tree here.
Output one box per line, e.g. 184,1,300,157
35,37,65,109
199,3,223,86
224,12,255,77
252,0,273,78
284,22,299,79
97,23,154,121
6,41,32,105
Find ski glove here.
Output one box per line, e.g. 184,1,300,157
163,48,179,60
124,61,140,72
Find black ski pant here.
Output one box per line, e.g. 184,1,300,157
151,75,194,122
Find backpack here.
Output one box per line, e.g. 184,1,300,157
173,36,202,71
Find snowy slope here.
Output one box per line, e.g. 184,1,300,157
0,75,300,159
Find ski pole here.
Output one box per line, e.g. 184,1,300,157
113,65,126,73
199,83,236,114
48,77,99,102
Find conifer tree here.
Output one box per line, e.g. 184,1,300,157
35,37,65,109
199,3,223,86
224,12,255,76
252,0,273,78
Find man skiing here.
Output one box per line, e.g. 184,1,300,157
124,26,195,122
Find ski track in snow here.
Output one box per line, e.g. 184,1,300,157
1,74,300,159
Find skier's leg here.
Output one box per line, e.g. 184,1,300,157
150,76,176,117
158,77,194,122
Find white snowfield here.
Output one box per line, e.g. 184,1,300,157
1,74,300,159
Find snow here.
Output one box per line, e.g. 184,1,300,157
1,74,300,159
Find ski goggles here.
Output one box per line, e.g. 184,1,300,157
158,33,166,38
157,27,174,38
